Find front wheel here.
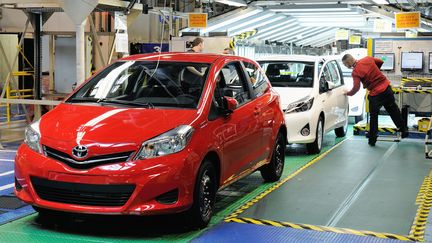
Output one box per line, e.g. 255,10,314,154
260,132,285,182
307,117,323,154
187,160,217,228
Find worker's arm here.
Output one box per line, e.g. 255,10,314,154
186,66,204,77
373,57,384,69
346,74,361,96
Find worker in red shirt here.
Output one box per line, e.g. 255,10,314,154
342,54,408,146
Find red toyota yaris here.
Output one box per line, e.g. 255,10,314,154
15,53,286,227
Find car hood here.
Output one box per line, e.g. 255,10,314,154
39,104,198,152
272,87,314,108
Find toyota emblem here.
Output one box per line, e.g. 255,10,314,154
72,145,88,159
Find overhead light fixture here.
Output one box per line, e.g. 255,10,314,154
372,0,389,4
296,17,365,22
202,8,262,33
214,0,247,7
300,22,366,27
229,15,286,36
286,12,360,16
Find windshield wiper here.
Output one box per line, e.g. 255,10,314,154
68,97,99,103
98,98,155,108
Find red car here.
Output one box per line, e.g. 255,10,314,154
15,53,286,227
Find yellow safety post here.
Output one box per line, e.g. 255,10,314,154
6,84,10,123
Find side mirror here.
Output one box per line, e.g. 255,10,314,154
327,81,336,90
223,96,238,113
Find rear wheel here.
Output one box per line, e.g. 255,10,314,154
187,160,217,228
260,132,285,182
307,117,323,154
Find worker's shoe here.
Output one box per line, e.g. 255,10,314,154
368,136,377,146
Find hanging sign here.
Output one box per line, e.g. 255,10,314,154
335,29,349,40
395,12,420,29
373,19,392,32
349,35,361,45
188,13,207,28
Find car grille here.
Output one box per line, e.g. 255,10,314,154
43,146,134,169
31,176,135,207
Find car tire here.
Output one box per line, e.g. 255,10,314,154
188,160,217,228
335,118,348,137
307,117,323,154
260,132,285,182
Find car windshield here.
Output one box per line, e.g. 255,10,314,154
258,61,314,88
67,61,210,109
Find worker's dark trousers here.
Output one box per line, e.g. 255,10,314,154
368,86,405,139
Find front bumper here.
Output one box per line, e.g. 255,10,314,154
14,144,198,215
285,111,318,144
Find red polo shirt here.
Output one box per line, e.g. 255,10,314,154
346,56,390,97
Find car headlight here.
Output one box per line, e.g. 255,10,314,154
135,125,194,160
285,96,314,114
24,120,42,153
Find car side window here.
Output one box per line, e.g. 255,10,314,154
319,65,332,93
328,61,342,87
243,61,269,98
218,62,251,106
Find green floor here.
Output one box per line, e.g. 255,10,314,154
239,137,432,235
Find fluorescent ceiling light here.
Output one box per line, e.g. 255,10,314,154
300,22,365,27
263,26,305,41
229,15,286,36
286,12,360,16
214,0,247,7
372,0,389,4
203,8,262,33
228,13,275,31
267,4,352,12
296,17,365,22
252,20,298,38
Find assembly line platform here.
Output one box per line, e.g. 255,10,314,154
0,131,431,242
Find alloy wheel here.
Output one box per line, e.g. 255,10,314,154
317,120,323,150
199,171,213,220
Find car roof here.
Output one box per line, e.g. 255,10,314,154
256,55,324,63
120,52,241,63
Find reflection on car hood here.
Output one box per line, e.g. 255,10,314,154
272,87,314,108
39,103,198,147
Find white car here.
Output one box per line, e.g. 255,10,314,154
257,55,349,154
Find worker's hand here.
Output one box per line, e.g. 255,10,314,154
342,89,349,96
